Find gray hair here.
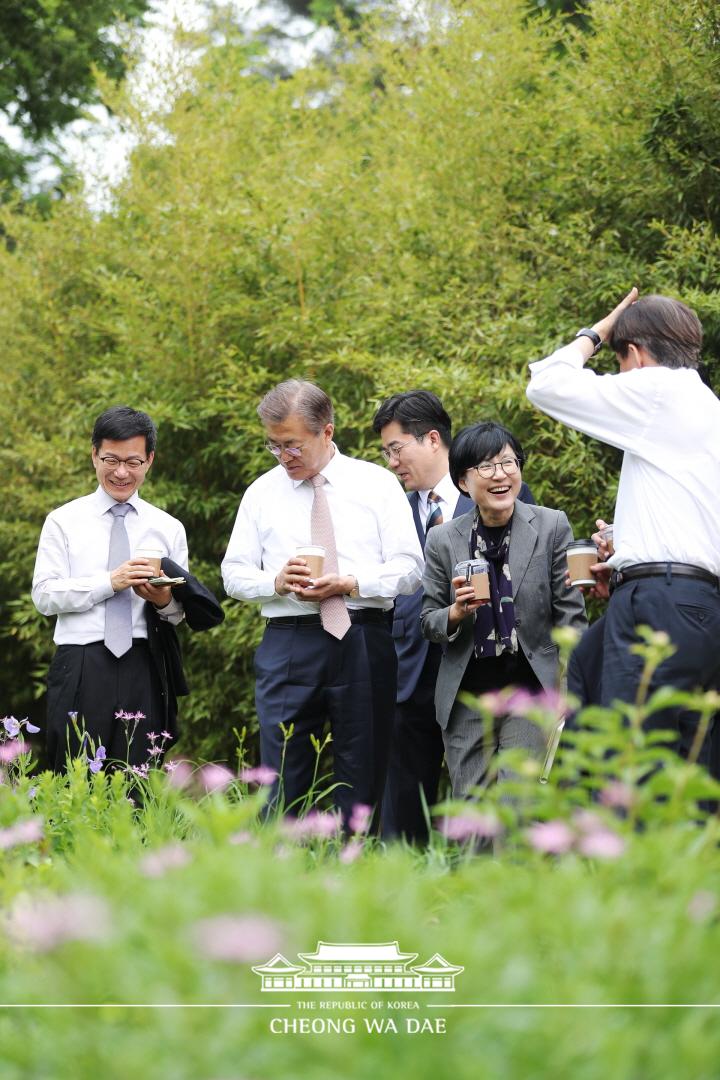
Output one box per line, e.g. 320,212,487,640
257,379,334,433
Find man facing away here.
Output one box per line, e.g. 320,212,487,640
222,379,423,826
32,406,188,770
372,391,536,842
527,289,720,766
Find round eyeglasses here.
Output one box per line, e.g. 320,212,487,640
471,457,520,479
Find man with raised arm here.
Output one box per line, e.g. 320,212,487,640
527,289,720,765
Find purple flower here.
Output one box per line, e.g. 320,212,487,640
577,828,625,860
2,717,21,738
0,816,44,850
192,914,283,963
239,765,277,786
199,764,234,793
139,843,191,878
88,745,107,773
161,731,172,741
6,893,110,952
348,803,373,835
27,786,38,800
131,763,149,779
25,721,41,735
438,813,503,842
527,820,574,855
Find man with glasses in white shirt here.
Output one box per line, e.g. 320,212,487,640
527,288,720,768
32,406,188,770
372,391,535,842
222,379,422,828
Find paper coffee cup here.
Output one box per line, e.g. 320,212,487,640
134,546,163,575
454,559,490,601
296,545,325,579
566,540,597,586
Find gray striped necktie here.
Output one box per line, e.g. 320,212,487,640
104,502,133,658
308,474,351,640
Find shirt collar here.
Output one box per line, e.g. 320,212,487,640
92,485,141,515
418,472,460,512
290,443,343,489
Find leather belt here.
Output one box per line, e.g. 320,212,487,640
610,562,719,592
266,610,390,627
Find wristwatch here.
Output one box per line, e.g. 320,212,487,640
575,328,603,355
348,576,360,600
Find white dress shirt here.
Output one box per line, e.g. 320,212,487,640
221,446,423,617
32,486,188,644
527,342,720,573
418,472,461,528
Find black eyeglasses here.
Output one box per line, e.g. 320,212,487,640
470,457,520,479
99,455,148,470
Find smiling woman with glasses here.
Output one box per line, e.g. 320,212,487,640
420,420,587,801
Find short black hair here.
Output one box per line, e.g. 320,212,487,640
92,406,157,456
609,294,702,369
372,390,452,448
449,422,525,489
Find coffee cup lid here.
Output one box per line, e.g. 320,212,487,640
566,539,596,550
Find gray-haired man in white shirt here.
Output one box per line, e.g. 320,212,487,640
527,288,720,768
222,379,423,827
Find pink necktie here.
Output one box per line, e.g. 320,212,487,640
308,474,352,640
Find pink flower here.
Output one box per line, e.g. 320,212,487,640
192,914,283,963
577,828,626,860
139,843,191,878
164,759,194,789
599,782,636,810
0,816,44,850
239,765,277,786
348,803,373,835
198,764,234,793
476,690,511,718
687,890,717,924
572,810,604,833
5,893,110,952
281,811,342,840
0,740,28,763
527,820,574,855
339,839,364,864
438,813,503,842
228,830,256,846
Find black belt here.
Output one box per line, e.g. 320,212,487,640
266,610,390,627
610,562,719,592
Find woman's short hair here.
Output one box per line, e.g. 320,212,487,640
449,422,525,490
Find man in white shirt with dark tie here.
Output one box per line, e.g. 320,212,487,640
527,288,720,767
32,406,188,770
222,379,423,827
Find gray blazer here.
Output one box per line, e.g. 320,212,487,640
420,500,587,729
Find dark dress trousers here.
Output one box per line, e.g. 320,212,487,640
381,481,536,842
47,559,223,770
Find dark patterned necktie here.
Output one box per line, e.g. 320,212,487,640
104,502,133,657
425,490,444,534
308,474,352,640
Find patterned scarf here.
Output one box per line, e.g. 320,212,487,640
469,509,517,659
